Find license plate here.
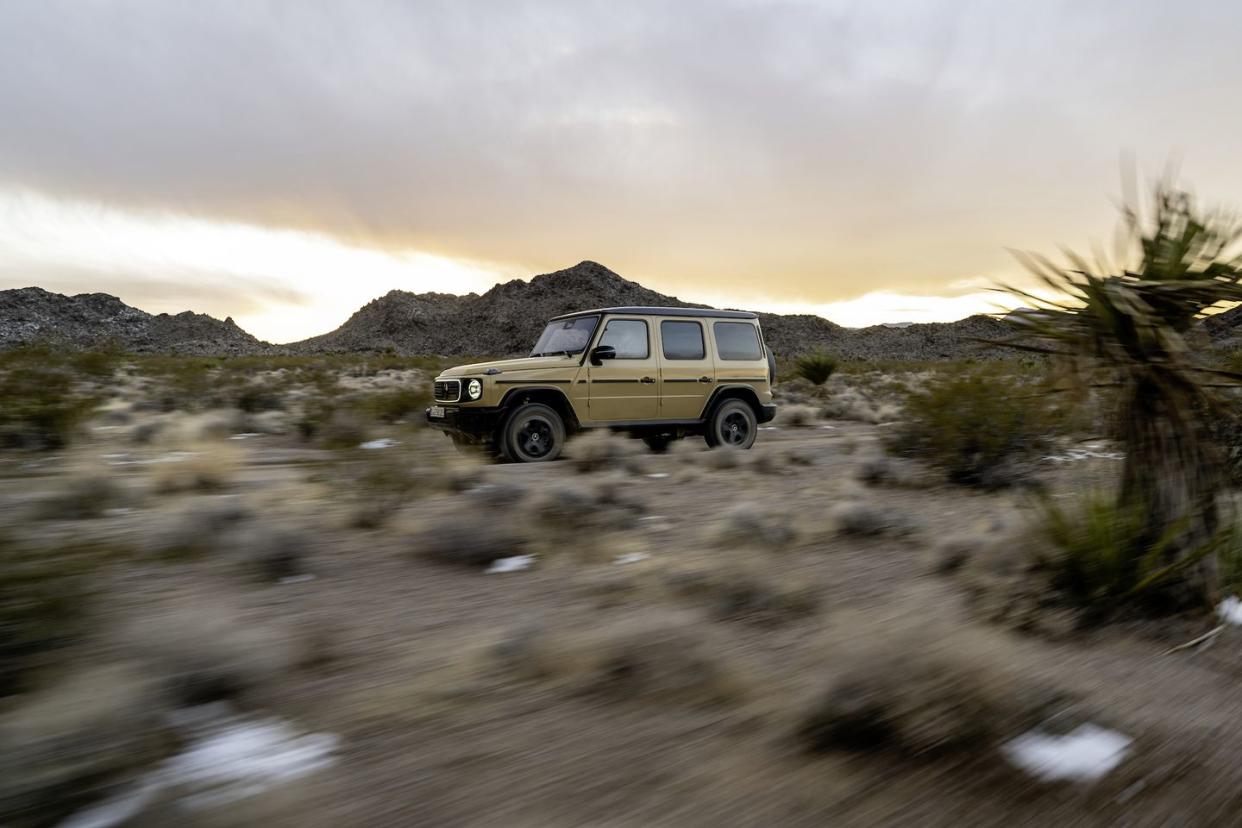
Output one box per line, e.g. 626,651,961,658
429,405,446,419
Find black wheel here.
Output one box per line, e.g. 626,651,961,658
502,402,566,462
704,399,757,450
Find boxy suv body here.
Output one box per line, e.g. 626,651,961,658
426,306,778,461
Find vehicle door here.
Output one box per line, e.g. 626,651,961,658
656,318,714,419
710,320,768,396
587,316,659,421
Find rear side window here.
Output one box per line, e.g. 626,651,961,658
713,322,762,360
661,321,705,360
598,319,649,358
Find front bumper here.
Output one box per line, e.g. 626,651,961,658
758,404,778,424
425,405,506,442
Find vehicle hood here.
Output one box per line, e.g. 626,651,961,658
437,355,577,377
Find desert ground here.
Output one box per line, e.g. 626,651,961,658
3,351,1242,827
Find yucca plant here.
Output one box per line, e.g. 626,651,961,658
1001,178,1242,608
795,350,838,385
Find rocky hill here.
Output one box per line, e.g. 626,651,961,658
290,260,1013,361
0,261,1037,360
0,287,270,355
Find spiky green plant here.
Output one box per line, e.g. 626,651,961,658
795,350,838,385
1002,179,1242,607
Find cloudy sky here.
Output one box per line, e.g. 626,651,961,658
2,0,1241,342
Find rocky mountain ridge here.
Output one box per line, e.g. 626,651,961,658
0,286,269,355
0,260,1158,361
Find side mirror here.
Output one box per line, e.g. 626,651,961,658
590,345,617,366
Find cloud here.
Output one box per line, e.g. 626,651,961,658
2,0,1242,308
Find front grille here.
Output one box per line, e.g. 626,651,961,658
433,379,461,402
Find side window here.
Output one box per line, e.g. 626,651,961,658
598,319,649,359
661,321,705,360
713,321,762,360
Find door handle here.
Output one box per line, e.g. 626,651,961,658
640,376,655,384
698,376,713,383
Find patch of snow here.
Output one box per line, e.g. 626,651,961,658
167,717,339,812
645,472,670,479
359,438,398,450
104,508,132,517
613,552,650,565
56,707,339,828
1002,724,1132,783
57,777,163,828
819,424,837,430
1041,449,1125,464
103,451,198,467
759,426,780,431
228,432,263,441
485,554,535,574
279,574,316,585
1218,596,1242,625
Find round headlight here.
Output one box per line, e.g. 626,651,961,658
467,379,483,400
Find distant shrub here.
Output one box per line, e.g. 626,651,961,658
795,350,838,385
356,387,431,423
36,474,125,520
0,366,96,450
885,367,1051,488
151,448,236,494
123,602,299,705
235,383,286,413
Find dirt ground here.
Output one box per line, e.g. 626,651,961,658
5,391,1242,827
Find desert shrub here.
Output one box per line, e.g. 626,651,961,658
70,347,123,379
35,474,126,520
232,526,309,582
934,534,992,575
856,454,928,488
355,387,431,423
0,539,94,696
718,503,796,549
662,562,818,625
775,404,819,428
150,448,236,494
831,500,917,537
342,450,438,528
797,626,1049,758
795,350,838,385
885,367,1051,488
0,365,96,450
411,510,527,567
317,410,370,449
494,612,744,705
122,602,299,705
567,429,643,473
145,501,250,559
1035,491,1242,615
235,382,287,413
0,665,169,827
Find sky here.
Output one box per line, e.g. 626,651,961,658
2,0,1242,343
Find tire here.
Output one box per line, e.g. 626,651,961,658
501,402,566,462
704,399,757,450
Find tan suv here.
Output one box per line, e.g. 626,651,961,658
426,306,777,461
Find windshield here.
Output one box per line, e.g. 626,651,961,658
529,315,600,357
